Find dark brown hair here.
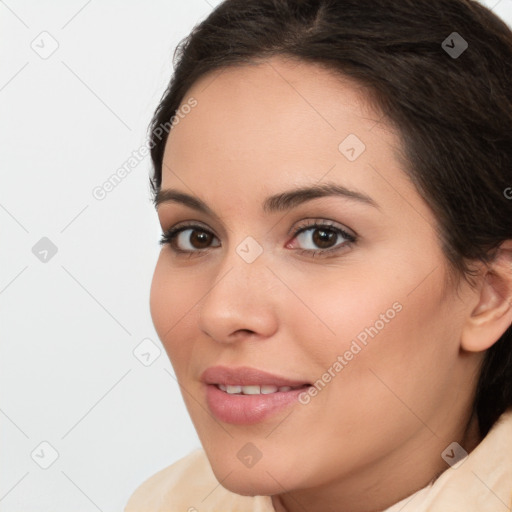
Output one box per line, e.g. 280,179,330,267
148,0,512,437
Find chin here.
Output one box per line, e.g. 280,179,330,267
217,472,283,497
207,453,296,497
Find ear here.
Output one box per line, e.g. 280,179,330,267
461,240,512,352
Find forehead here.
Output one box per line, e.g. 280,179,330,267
185,56,379,120
163,56,400,184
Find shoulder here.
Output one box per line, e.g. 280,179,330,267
124,448,207,511
124,448,275,512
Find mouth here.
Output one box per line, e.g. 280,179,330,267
201,365,312,425
215,383,310,395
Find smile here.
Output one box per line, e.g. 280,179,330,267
216,384,308,395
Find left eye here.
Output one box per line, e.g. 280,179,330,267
290,224,355,252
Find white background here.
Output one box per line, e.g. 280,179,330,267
1,1,511,511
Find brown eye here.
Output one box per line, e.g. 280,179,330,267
294,225,353,252
188,229,214,249
311,228,338,249
174,228,219,251
160,226,221,252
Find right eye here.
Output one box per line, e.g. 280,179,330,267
159,224,221,254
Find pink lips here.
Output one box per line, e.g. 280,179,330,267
201,366,311,425
201,365,310,388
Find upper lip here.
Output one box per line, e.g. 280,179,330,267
201,365,311,387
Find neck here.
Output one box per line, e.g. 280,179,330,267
271,409,484,512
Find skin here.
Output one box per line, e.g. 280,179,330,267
149,56,512,512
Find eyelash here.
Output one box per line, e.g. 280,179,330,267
159,219,357,259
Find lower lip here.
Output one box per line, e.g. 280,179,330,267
205,384,310,425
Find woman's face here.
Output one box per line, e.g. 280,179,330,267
150,57,482,508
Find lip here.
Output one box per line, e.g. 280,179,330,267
201,366,311,425
201,365,310,387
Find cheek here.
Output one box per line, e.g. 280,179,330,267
149,256,172,339
149,255,200,363
283,265,406,362
294,255,454,398
316,268,457,427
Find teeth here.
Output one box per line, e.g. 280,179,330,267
261,385,278,394
241,385,260,395
217,384,302,395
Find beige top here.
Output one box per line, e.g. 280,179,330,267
125,408,512,511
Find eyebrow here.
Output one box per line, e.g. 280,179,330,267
153,182,380,216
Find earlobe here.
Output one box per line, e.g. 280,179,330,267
460,240,512,353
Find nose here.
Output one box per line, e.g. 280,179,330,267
197,246,279,344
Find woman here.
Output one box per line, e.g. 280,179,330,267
125,0,512,510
